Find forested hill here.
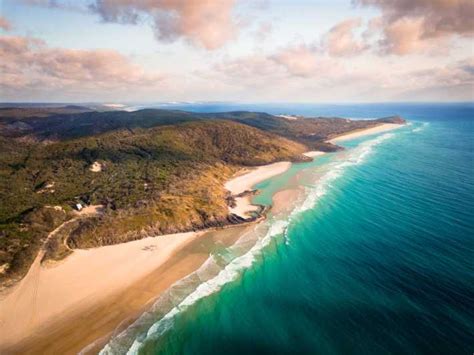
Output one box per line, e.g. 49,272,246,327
0,106,405,286
0,107,404,150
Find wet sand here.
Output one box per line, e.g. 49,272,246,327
272,189,303,215
1,226,250,354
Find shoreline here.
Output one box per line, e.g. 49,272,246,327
1,226,251,354
0,231,203,352
0,122,404,353
328,123,403,143
0,161,295,353
225,161,292,219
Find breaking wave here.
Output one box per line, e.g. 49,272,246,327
292,132,394,215
99,132,397,355
412,122,429,133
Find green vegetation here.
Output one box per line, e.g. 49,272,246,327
0,118,306,284
0,107,405,285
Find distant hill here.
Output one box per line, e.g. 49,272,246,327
0,108,404,151
0,105,93,119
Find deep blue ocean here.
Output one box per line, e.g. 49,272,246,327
101,103,474,355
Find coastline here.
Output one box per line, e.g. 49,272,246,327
0,161,294,354
0,231,202,351
0,226,251,354
0,122,404,353
225,161,291,219
328,123,403,143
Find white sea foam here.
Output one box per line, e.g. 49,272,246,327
101,220,290,355
100,131,397,355
412,122,428,133
292,132,394,216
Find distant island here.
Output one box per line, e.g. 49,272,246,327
0,106,405,287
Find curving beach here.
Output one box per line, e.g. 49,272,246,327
0,123,403,354
0,158,298,354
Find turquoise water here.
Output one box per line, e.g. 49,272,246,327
102,103,474,354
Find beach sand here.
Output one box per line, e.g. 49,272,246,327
0,123,404,353
303,151,326,158
328,123,403,143
0,232,201,351
0,161,290,354
272,189,303,215
0,225,250,354
225,161,291,218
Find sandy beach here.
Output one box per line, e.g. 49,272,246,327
0,122,404,354
0,225,252,354
303,151,326,158
0,161,292,354
328,123,403,143
0,231,201,351
225,161,291,218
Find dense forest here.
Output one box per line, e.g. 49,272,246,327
0,106,404,286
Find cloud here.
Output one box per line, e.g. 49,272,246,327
253,21,273,42
212,43,347,87
355,0,474,54
271,45,320,77
0,16,12,31
18,0,86,11
88,0,238,50
393,57,474,100
379,17,435,55
322,18,367,56
213,44,327,81
0,35,163,99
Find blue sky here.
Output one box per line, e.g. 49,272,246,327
1,0,473,102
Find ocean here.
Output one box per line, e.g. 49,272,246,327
101,103,474,354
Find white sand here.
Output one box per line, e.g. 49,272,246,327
0,231,200,347
329,123,403,143
230,195,261,218
225,162,291,194
0,161,293,347
303,151,326,158
90,161,103,172
225,162,291,218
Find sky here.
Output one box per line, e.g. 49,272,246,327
0,0,473,103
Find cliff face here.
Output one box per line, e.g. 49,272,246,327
0,108,407,285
